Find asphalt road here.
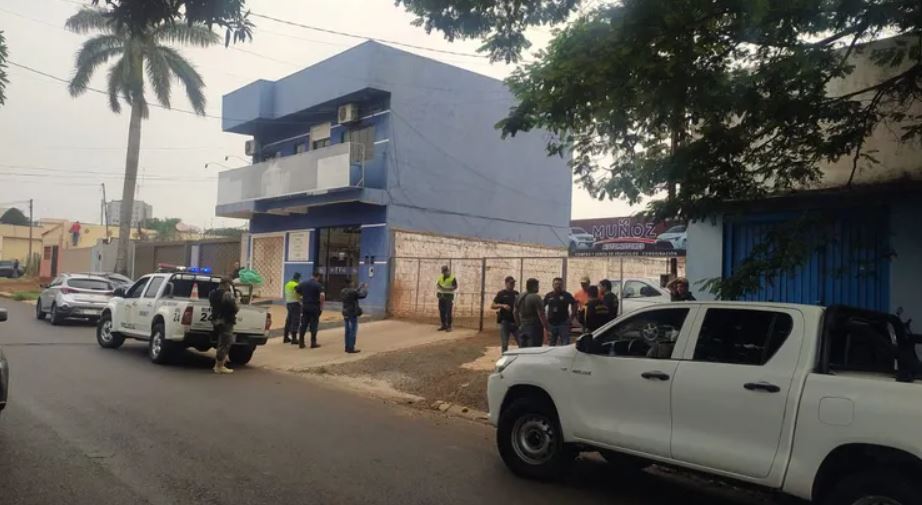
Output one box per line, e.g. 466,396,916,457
0,299,773,505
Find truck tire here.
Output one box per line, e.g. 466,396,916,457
823,469,921,505
228,344,256,366
497,395,575,481
96,312,125,349
148,322,176,365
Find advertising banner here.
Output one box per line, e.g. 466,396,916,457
569,217,687,257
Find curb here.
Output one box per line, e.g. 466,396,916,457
267,315,389,338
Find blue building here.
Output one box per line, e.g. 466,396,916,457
216,41,571,312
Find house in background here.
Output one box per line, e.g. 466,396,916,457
216,41,571,312
106,199,153,227
0,224,42,264
687,37,922,321
39,219,147,279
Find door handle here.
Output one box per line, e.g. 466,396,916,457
641,371,670,381
744,382,781,393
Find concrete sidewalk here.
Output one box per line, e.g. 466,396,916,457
250,319,476,372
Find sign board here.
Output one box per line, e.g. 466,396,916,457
287,231,310,262
569,217,687,257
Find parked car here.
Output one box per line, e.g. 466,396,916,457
36,274,115,325
97,269,270,365
0,308,9,418
655,224,687,251
82,272,132,288
0,260,23,278
488,302,922,505
568,227,596,251
610,278,672,314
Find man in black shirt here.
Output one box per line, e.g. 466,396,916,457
584,285,614,332
491,276,519,352
668,277,696,301
599,279,619,317
544,277,577,346
296,272,325,349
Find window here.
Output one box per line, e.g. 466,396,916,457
827,317,899,374
345,126,375,161
143,277,165,298
693,309,794,366
169,277,220,300
295,143,307,154
43,247,52,260
67,278,112,291
125,277,150,299
312,138,331,150
623,280,660,298
50,276,64,287
594,308,690,358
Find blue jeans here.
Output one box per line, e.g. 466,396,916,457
548,323,571,346
519,323,543,348
344,316,358,351
499,321,517,352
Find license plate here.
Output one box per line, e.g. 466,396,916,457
80,309,100,316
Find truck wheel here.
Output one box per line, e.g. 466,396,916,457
49,303,63,325
96,313,125,349
497,395,575,481
824,470,921,505
228,344,256,366
148,322,175,365
35,301,45,320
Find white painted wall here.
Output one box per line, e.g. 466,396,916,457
686,217,723,300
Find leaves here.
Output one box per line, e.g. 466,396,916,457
0,31,7,106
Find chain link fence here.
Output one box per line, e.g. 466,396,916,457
389,256,682,330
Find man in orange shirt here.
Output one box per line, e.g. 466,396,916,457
573,276,591,330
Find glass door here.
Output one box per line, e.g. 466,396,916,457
315,226,361,301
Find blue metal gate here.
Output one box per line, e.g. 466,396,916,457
723,208,890,311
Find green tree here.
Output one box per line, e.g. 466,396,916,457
66,7,219,274
143,217,181,241
397,0,922,298
0,31,8,105
204,227,244,239
91,0,252,46
0,207,29,226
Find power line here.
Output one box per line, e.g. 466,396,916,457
250,12,489,59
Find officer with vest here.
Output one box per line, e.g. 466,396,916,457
283,272,302,344
436,265,458,332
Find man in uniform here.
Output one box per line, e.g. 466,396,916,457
209,277,238,374
436,265,458,332
296,272,325,349
491,276,519,352
283,272,302,344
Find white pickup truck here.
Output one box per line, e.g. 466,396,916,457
488,302,922,505
95,272,271,365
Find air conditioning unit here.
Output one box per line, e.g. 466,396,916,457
244,139,259,156
338,103,359,124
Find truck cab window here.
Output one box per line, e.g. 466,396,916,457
693,309,793,366
594,308,690,358
125,278,150,299
143,277,165,298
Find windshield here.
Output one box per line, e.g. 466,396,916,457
571,227,588,234
67,278,113,291
665,225,686,233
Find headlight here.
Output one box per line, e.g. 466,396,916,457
494,355,517,373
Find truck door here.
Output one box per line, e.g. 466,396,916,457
568,306,695,457
118,276,150,333
135,276,165,333
670,307,804,479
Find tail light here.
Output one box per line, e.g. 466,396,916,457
60,288,75,295
181,306,194,326
265,313,272,331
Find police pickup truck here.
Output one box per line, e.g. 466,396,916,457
489,302,922,505
95,269,270,365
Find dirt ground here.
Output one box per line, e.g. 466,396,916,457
307,331,506,412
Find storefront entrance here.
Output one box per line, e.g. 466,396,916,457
315,226,361,301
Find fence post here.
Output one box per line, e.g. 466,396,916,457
561,257,568,290
414,258,422,315
519,258,524,285
478,258,487,332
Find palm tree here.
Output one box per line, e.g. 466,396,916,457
66,8,219,274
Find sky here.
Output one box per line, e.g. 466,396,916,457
0,0,638,229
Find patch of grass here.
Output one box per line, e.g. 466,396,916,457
12,290,41,301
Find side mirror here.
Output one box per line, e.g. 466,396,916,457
575,333,594,353
113,287,127,298
0,308,7,322
39,283,49,289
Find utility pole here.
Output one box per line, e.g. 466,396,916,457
101,183,109,237
27,199,33,273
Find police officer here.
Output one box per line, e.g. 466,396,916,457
296,272,325,349
209,277,238,374
436,265,458,332
283,272,302,344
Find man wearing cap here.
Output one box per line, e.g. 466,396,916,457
668,277,696,301
491,276,519,352
436,265,458,332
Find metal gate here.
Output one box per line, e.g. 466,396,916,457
724,208,890,311
250,235,284,299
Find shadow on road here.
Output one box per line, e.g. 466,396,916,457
117,342,221,370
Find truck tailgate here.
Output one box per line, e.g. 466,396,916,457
189,303,267,335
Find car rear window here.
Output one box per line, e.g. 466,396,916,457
67,278,112,291
170,278,220,299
